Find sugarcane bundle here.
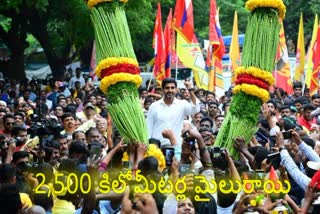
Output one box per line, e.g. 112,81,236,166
214,0,286,159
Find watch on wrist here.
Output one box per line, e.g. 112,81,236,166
188,88,194,92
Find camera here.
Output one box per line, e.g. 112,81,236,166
0,137,18,149
28,115,63,137
182,131,197,151
208,147,228,170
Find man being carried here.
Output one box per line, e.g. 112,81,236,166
147,78,200,147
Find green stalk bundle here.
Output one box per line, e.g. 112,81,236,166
91,5,136,61
89,1,148,144
214,8,281,159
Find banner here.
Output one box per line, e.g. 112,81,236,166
177,34,208,90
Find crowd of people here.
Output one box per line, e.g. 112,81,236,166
1,69,320,214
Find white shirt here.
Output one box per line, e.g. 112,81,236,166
147,98,200,147
68,76,85,89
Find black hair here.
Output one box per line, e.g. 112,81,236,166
11,125,27,136
279,105,290,111
72,130,85,139
205,91,215,97
0,184,22,214
215,115,224,120
35,163,54,185
64,104,77,115
207,101,219,107
293,81,303,89
195,110,208,117
33,186,54,211
199,126,214,134
61,113,75,122
267,100,277,109
200,117,214,129
161,78,177,89
85,127,99,138
138,86,147,93
69,140,88,156
312,94,320,100
302,103,316,112
301,136,315,149
54,134,67,140
14,112,25,120
144,97,153,105
12,151,29,163
3,113,14,123
294,96,310,105
0,163,16,183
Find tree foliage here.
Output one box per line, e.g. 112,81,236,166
0,0,319,79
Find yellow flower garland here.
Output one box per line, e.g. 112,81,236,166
246,0,286,19
121,144,166,172
100,73,142,93
233,83,270,103
95,57,139,78
87,0,128,9
236,66,275,86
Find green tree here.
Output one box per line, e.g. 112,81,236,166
0,0,93,80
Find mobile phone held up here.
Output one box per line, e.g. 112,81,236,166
267,152,281,170
282,131,292,140
162,147,175,167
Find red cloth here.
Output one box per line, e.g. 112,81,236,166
310,170,320,190
297,116,317,131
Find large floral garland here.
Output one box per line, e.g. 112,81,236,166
246,0,286,19
122,144,166,172
233,66,275,103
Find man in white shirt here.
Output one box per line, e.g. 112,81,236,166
68,67,85,89
147,78,200,147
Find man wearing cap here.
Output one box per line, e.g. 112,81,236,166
76,102,98,122
57,82,71,97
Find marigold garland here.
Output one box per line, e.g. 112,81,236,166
121,144,166,172
87,0,128,9
96,57,139,78
235,66,275,86
233,83,270,103
246,0,286,19
100,73,142,93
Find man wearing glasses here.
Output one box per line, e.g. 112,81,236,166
0,114,15,137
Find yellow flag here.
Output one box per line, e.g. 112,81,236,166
230,11,240,83
294,13,305,81
305,14,318,89
176,33,209,90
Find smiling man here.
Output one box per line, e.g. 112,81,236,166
147,78,200,147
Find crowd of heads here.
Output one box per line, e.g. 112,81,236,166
1,73,320,213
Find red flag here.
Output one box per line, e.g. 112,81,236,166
207,1,225,91
310,26,320,94
152,3,165,83
274,21,293,94
174,0,194,43
164,9,173,78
